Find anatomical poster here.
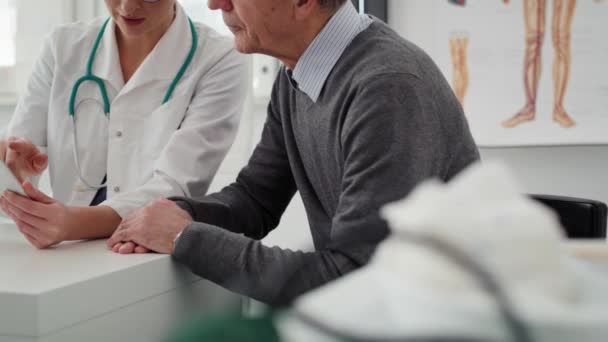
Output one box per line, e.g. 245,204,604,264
427,0,608,146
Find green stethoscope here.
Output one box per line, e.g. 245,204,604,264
69,16,198,191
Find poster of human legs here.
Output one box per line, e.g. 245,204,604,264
430,0,608,146
449,32,470,106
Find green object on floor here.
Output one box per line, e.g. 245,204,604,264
168,311,281,342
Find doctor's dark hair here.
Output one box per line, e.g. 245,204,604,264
318,0,348,10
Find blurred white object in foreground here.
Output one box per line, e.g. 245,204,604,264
278,161,608,342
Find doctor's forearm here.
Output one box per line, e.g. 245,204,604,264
64,206,122,241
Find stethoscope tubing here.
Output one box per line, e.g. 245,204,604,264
69,16,198,191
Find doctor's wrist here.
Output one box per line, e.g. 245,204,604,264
63,206,122,241
64,206,94,241
58,206,79,242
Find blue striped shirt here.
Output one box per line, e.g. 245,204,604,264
289,1,373,102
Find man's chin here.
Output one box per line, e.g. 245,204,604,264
234,39,258,55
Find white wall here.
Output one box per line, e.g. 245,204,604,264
388,0,608,207
15,0,104,94
15,0,73,93
0,1,16,99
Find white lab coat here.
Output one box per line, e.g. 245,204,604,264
7,4,248,218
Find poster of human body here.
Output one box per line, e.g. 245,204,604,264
429,0,608,146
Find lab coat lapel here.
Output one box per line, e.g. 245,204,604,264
93,19,125,94
119,4,193,103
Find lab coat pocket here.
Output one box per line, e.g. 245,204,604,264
140,96,190,160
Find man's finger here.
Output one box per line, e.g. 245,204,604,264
108,237,119,249
134,245,150,254
119,242,136,254
111,242,122,252
107,229,133,247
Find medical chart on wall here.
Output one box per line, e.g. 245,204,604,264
428,0,608,146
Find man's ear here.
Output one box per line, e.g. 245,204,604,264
293,0,319,20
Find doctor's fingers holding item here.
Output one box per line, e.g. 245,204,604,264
0,182,68,249
4,0,248,249
0,137,48,183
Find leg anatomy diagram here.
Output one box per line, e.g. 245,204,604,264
447,0,469,108
502,0,577,128
449,33,469,106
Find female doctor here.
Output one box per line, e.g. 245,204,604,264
0,0,247,251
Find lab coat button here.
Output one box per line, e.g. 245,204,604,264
114,186,120,193
116,131,123,138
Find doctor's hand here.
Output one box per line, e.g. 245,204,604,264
0,137,48,183
0,181,69,249
107,198,192,255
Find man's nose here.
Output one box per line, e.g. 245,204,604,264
208,0,233,11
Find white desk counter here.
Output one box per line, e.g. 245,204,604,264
0,221,240,342
2,213,606,342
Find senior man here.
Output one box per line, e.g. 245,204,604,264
108,0,480,306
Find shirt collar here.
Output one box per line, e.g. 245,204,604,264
289,1,372,102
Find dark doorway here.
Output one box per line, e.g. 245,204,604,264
350,0,387,22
